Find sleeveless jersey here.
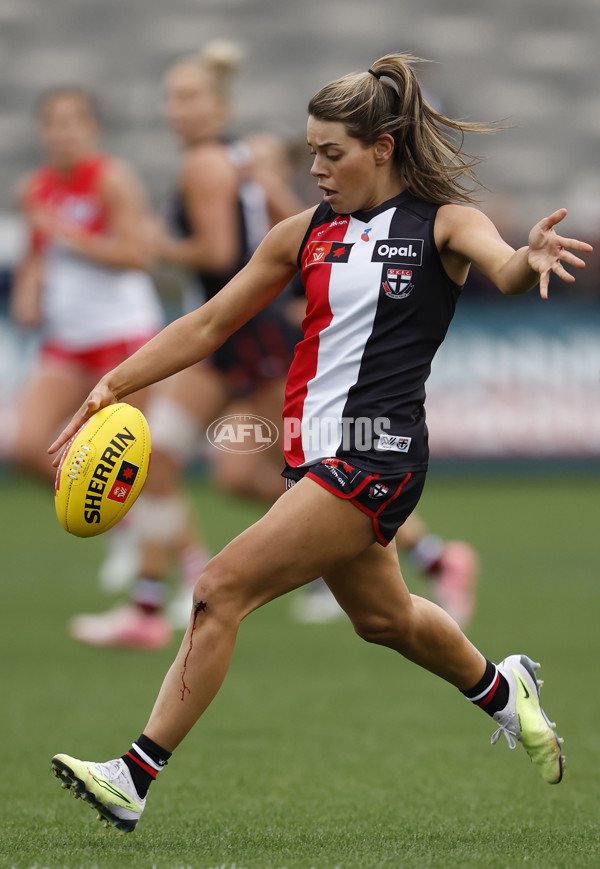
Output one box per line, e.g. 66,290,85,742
169,141,269,303
168,140,299,393
283,191,463,474
25,155,110,252
24,155,163,348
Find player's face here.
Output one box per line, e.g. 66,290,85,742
307,117,392,214
164,64,224,144
38,96,98,166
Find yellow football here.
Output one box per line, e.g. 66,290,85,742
54,403,151,537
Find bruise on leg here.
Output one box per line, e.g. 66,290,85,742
180,599,208,701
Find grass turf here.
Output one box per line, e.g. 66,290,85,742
0,469,598,868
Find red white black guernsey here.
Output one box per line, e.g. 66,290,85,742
283,191,463,475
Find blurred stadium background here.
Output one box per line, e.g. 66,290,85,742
0,0,599,463
1,0,600,230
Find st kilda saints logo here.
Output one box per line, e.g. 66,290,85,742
382,268,414,300
368,482,389,500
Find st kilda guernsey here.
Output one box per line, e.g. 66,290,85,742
283,191,463,474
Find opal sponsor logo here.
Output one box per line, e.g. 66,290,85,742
372,238,423,265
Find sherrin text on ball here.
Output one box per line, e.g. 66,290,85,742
54,403,151,537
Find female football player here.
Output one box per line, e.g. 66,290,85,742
49,53,592,831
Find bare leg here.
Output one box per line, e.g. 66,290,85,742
143,479,487,751
324,541,484,689
143,478,377,749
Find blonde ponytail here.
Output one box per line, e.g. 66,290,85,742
177,39,244,101
201,40,243,89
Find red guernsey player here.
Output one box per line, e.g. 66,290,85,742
9,87,162,484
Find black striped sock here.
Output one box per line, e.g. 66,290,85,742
462,659,509,717
121,733,172,798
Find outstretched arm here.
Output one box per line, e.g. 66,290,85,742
48,208,314,458
438,205,593,299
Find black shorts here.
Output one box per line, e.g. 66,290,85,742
282,458,427,546
210,306,301,398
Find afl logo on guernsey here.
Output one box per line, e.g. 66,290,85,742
304,240,353,265
372,238,423,266
382,268,414,300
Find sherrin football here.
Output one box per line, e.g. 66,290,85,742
54,402,151,537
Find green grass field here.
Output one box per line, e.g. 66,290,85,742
1,469,599,869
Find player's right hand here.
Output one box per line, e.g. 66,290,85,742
48,381,119,465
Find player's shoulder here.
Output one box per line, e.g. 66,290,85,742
436,202,486,226
258,206,318,264
17,164,50,193
182,142,236,184
22,164,47,184
14,169,37,202
435,202,488,245
99,153,140,186
268,206,318,243
97,154,147,204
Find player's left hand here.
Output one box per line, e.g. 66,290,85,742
48,380,119,466
528,208,593,299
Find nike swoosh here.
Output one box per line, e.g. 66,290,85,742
90,772,141,810
517,676,530,699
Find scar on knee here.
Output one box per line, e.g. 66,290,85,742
180,600,208,701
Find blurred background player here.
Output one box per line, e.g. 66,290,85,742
69,42,304,649
9,87,163,482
